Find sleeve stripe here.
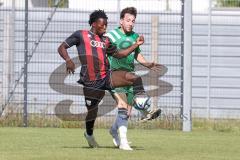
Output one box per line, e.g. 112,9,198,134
112,30,121,39
64,41,70,47
105,33,116,43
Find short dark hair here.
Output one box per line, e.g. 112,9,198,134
88,9,108,26
120,7,137,19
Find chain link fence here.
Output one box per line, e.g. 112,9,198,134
192,0,240,119
1,0,184,128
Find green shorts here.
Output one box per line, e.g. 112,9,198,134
111,86,134,105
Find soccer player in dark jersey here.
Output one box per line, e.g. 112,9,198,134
57,10,145,148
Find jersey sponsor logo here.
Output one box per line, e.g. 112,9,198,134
125,38,135,43
119,40,132,49
90,40,106,48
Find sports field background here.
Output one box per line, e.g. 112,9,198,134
0,1,240,159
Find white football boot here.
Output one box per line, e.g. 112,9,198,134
140,108,161,122
118,126,133,151
84,132,99,148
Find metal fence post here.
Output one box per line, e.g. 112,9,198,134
23,0,29,127
151,16,159,109
2,0,15,116
180,0,184,123
182,0,192,132
116,0,120,25
207,0,212,119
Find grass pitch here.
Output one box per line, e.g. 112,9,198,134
0,127,240,160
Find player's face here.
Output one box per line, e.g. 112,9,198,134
94,18,108,36
120,13,136,33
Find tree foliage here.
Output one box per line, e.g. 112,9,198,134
216,0,240,7
48,0,69,8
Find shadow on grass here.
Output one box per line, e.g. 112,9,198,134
62,145,145,150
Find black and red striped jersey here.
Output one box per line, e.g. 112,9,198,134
65,30,117,82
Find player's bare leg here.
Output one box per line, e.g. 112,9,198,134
111,71,145,95
111,71,161,122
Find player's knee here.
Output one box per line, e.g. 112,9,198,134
85,98,100,108
85,98,100,118
117,108,129,121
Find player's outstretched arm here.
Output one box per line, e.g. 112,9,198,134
113,35,144,58
58,42,75,74
135,53,163,72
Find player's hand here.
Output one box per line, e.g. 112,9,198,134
146,62,164,72
136,35,144,46
66,59,75,74
127,105,132,117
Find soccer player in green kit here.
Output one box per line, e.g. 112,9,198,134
106,7,162,150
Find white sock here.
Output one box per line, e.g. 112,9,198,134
119,126,128,144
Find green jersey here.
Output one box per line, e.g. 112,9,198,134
106,27,141,104
106,27,141,72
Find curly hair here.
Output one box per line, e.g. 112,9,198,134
88,9,108,26
120,7,137,19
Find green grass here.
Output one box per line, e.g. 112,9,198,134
0,127,240,160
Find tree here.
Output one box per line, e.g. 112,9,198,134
215,0,240,7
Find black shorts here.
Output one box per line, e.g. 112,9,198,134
77,71,113,104
77,71,113,91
